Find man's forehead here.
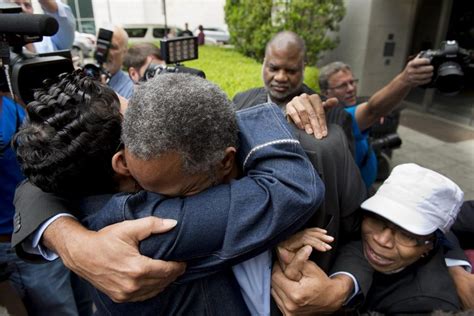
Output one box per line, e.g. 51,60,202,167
266,44,303,61
329,69,354,81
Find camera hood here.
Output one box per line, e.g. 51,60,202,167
435,61,464,95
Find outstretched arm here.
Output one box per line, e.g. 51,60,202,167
38,0,75,50
355,56,433,131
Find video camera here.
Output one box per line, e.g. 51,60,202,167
419,40,472,95
82,28,113,81
0,4,74,104
140,36,205,82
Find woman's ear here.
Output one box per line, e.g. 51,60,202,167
112,149,131,176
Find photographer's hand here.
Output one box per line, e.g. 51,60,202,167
43,216,186,302
401,55,434,87
285,93,338,139
355,55,434,131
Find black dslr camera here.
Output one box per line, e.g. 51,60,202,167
83,28,113,81
141,36,205,81
419,40,472,95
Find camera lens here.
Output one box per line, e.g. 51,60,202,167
435,61,464,95
82,64,102,81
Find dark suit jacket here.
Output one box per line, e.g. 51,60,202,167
233,85,356,156
293,125,366,272
452,200,474,249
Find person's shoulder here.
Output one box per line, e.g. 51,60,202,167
295,124,348,156
233,87,266,110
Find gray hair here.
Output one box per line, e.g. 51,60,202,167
123,73,238,176
318,61,352,93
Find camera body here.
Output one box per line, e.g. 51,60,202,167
140,36,205,82
419,40,471,94
82,28,113,81
141,63,205,82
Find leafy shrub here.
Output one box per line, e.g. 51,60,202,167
224,0,345,65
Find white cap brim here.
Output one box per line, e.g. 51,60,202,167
361,194,438,236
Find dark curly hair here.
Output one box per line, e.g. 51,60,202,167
13,70,122,196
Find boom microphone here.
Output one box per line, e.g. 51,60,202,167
0,13,58,36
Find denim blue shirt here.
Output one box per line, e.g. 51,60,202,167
108,70,134,99
84,103,324,314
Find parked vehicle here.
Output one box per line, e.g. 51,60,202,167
193,26,230,44
123,24,183,43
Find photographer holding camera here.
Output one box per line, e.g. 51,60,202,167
287,56,433,188
123,42,165,84
102,25,134,99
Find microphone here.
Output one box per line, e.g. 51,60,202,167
0,13,58,36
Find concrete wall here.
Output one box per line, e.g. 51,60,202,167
91,0,227,32
318,0,419,96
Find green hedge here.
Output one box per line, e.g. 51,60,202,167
224,0,345,65
184,45,319,99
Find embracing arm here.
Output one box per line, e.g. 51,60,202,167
87,103,324,282
12,181,185,302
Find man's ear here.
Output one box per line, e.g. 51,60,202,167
220,147,237,178
112,149,131,176
128,67,139,83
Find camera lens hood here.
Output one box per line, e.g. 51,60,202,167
436,61,464,95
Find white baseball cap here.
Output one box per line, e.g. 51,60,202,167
361,163,464,235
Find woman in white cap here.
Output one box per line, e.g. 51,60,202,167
333,163,464,314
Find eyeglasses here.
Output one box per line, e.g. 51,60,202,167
328,79,359,91
364,214,433,247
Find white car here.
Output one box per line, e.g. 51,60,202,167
123,24,183,43
194,27,230,44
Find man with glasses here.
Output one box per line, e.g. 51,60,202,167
316,58,433,188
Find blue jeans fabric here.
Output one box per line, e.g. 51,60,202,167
0,242,92,316
84,103,324,315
